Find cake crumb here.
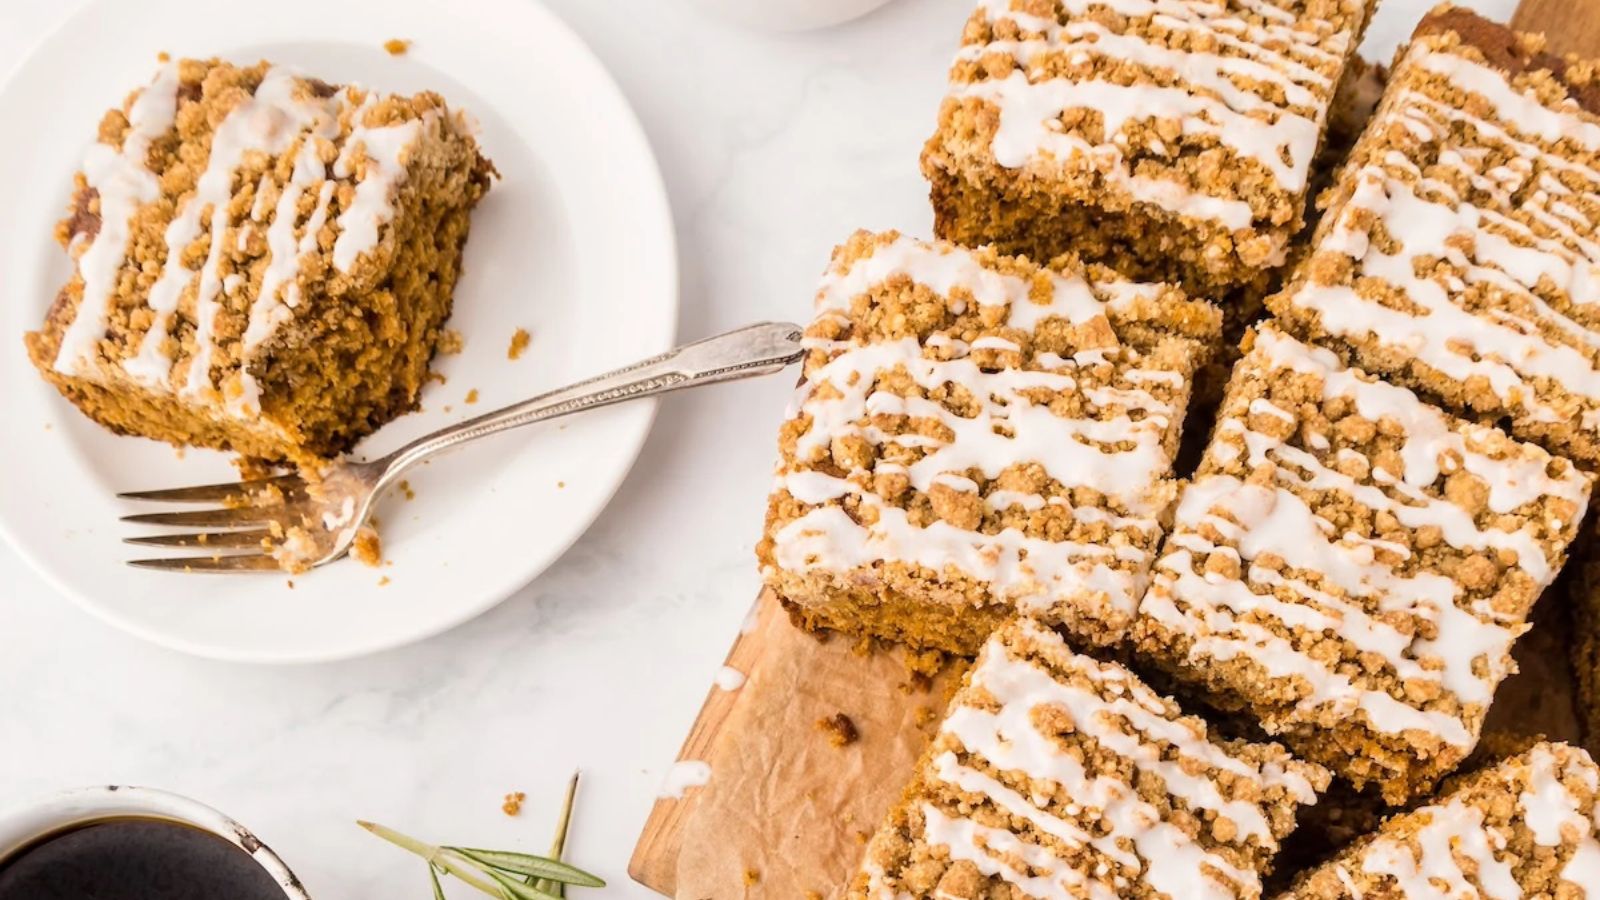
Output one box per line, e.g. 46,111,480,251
501,791,525,816
286,580,295,590
805,892,823,900
508,328,531,360
383,38,412,56
399,480,415,501
902,647,947,681
173,447,185,460
232,456,278,481
351,526,382,567
426,371,447,386
557,481,566,489
898,673,933,695
377,576,391,587
465,388,480,404
816,712,859,747
437,328,464,355
743,869,760,887
914,705,937,728
157,51,170,62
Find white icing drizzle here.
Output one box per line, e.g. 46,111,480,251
815,232,1106,328
185,69,343,401
897,620,1320,900
658,760,711,799
123,67,343,403
53,64,181,375
712,665,745,691
771,236,1183,631
946,0,1364,232
1142,328,1588,747
52,62,440,423
1281,40,1600,434
1336,744,1600,897
241,136,335,351
332,97,427,272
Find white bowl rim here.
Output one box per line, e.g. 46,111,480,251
0,785,309,899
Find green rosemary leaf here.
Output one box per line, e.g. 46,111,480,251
430,863,448,900
532,771,580,896
485,870,564,900
448,848,604,887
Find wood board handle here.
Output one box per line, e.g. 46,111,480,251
1513,0,1600,58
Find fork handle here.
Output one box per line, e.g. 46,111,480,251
379,321,806,478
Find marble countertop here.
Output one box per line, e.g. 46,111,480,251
0,0,1519,895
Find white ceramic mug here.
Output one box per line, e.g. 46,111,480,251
0,785,309,899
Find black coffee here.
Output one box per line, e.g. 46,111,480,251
0,817,289,900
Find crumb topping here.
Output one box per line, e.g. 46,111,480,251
860,618,1327,900
1137,324,1590,801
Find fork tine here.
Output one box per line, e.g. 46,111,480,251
127,554,284,573
118,475,304,504
123,529,274,550
121,507,291,528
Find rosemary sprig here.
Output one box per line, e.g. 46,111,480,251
358,782,603,900
530,771,580,897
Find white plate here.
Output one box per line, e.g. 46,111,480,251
0,0,677,662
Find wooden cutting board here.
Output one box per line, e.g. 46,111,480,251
1512,0,1600,58
629,1,1600,895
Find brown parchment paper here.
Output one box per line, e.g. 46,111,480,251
657,586,1585,900
671,595,961,900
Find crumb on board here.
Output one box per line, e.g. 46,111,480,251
902,647,947,680
897,673,933,695
743,870,761,887
805,892,824,900
352,526,382,567
399,480,416,501
465,388,480,404
501,791,525,816
508,328,532,360
914,705,937,728
816,712,859,748
383,38,412,56
437,328,465,355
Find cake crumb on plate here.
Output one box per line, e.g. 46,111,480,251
501,791,524,816
508,328,531,360
436,328,464,355
465,388,479,404
383,38,411,55
351,526,382,567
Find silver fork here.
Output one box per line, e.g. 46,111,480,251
120,321,806,573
